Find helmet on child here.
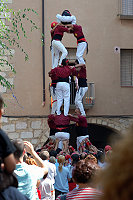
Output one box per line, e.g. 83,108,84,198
51,21,58,28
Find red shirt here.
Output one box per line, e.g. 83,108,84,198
50,66,76,79
73,25,86,43
74,115,88,128
53,25,69,41
77,65,87,79
48,115,56,129
48,114,77,127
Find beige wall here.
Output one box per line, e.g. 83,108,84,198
3,0,133,116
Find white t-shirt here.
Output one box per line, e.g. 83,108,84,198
14,162,45,200
38,177,54,200
43,160,57,184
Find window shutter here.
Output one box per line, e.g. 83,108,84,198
120,49,133,86
122,0,133,15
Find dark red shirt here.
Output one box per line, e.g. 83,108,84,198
74,115,88,128
72,25,86,43
48,114,77,127
50,66,76,79
77,65,87,79
53,25,69,41
48,115,56,129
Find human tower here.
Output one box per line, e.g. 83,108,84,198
48,10,90,153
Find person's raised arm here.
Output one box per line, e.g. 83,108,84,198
24,141,48,174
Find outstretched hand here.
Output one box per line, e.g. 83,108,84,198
24,141,34,155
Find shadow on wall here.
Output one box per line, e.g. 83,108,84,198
69,124,120,150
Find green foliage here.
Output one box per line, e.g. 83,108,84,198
0,0,40,89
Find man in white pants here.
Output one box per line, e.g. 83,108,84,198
50,21,59,69
68,24,88,64
49,59,76,116
74,60,88,116
52,24,70,68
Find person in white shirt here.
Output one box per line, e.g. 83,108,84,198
39,151,57,200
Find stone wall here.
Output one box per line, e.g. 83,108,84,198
1,116,133,150
1,117,50,149
86,117,133,134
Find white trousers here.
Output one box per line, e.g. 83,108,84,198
52,40,68,68
55,132,70,150
50,86,57,114
76,42,87,64
55,132,70,140
77,135,89,151
75,87,88,116
56,82,70,116
51,45,60,69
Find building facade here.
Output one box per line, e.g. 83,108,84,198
1,0,133,148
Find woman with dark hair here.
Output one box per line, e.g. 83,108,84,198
56,160,102,200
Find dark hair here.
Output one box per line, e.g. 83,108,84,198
62,10,71,16
75,59,79,64
96,150,105,163
0,95,4,110
12,139,24,160
71,153,80,166
72,160,97,184
49,150,57,158
61,58,69,66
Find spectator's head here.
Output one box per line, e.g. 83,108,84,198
61,58,69,66
72,160,98,184
49,156,56,164
57,155,65,172
80,153,87,160
71,153,80,166
49,150,57,158
96,150,105,163
12,139,24,161
39,150,49,160
85,154,98,164
104,145,112,154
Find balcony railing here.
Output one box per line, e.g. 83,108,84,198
70,82,95,109
49,82,95,110
118,0,133,19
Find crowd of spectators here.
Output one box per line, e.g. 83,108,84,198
1,93,133,200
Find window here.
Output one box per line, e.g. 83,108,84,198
120,49,133,86
119,0,133,18
122,0,133,15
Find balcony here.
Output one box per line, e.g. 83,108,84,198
70,82,95,109
49,82,95,110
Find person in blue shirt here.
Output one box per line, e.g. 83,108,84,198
54,155,71,199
